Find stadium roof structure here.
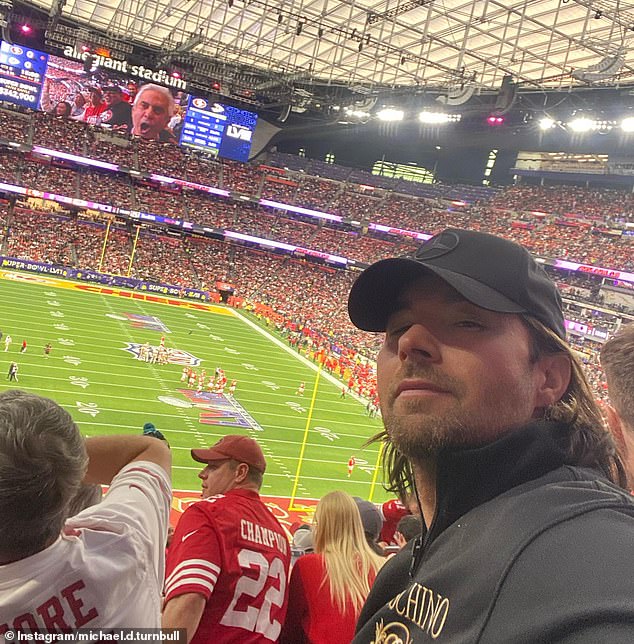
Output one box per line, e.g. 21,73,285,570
19,0,634,110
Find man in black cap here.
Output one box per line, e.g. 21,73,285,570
348,228,634,642
100,85,133,132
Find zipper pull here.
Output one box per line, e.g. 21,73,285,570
409,534,423,579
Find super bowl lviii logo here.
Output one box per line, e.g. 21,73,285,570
122,343,201,366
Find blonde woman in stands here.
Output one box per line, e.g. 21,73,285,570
280,490,384,644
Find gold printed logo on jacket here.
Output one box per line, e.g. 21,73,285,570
384,583,450,639
373,618,413,643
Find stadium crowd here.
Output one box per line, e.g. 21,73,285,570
1,105,633,263
2,103,634,639
1,102,633,401
1,200,631,404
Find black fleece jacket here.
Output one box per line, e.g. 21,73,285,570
354,421,634,643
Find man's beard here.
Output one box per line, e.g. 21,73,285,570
382,406,472,459
380,365,536,459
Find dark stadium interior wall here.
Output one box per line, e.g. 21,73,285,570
275,126,518,185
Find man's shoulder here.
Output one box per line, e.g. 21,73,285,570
438,467,634,566
355,477,634,644
184,489,265,517
184,494,231,517
109,460,171,494
67,461,170,542
487,466,634,524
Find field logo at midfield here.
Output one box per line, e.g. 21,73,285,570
179,389,263,431
124,313,171,333
122,343,201,366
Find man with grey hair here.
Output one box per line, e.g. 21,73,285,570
131,84,177,143
600,323,634,487
0,390,172,630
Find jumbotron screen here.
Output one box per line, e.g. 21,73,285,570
179,96,258,162
39,52,189,142
0,41,257,161
0,41,49,109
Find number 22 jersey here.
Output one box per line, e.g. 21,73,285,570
164,488,291,643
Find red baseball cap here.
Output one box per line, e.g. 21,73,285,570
191,435,267,472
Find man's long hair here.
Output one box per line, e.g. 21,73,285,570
375,316,627,501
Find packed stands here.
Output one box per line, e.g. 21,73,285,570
78,170,134,208
32,112,87,155
221,159,263,193
134,182,184,216
184,154,222,185
0,150,22,185
184,192,240,229
5,209,76,265
88,135,136,167
132,230,200,286
294,176,342,210
489,184,634,222
260,173,298,203
19,158,78,196
0,108,31,145
1,104,633,405
136,139,185,176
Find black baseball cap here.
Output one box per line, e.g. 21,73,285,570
348,228,565,339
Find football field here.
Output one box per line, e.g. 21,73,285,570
0,271,389,503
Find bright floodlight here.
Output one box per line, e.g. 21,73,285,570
621,117,634,133
539,118,555,130
568,118,594,133
343,107,370,120
419,111,460,124
377,108,404,121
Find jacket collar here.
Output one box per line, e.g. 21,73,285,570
425,420,571,543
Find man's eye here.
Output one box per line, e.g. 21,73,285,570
455,320,485,329
387,324,410,338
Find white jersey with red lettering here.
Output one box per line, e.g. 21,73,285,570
164,488,290,644
0,462,171,631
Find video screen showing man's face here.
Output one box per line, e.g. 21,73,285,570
132,87,173,140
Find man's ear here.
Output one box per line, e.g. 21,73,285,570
234,462,250,484
534,353,572,408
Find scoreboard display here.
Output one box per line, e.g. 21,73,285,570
0,41,49,109
0,40,259,164
179,96,258,162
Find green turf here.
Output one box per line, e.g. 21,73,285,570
0,274,390,501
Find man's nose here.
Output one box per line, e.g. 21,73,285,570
397,324,441,363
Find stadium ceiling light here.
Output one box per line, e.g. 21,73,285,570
343,106,370,118
418,111,461,124
621,117,634,132
376,108,404,121
538,117,555,130
568,118,594,133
